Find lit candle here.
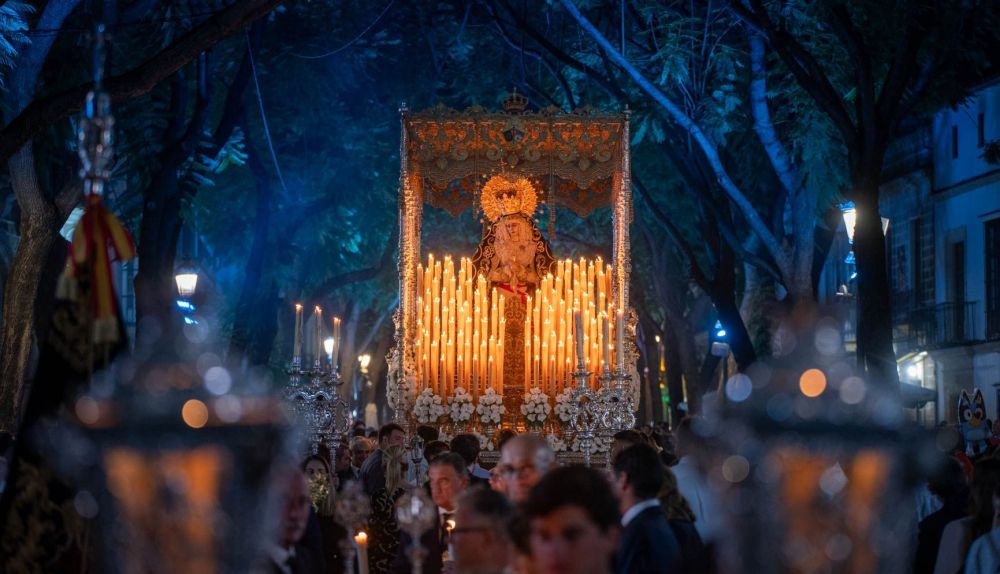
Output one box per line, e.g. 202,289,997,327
602,314,611,370
355,531,370,574
616,310,625,370
314,306,323,366
293,303,303,360
332,316,341,370
574,310,585,366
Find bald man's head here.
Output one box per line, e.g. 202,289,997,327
498,434,556,503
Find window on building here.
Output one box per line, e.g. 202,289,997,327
979,112,986,148
987,219,1000,340
953,125,959,159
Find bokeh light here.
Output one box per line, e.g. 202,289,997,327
181,399,210,428
799,369,827,397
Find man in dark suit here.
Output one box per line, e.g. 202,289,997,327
392,453,470,573
612,444,681,574
360,423,405,496
450,433,490,485
261,469,326,574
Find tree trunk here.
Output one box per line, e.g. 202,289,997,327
0,146,62,434
228,123,273,362
853,180,899,387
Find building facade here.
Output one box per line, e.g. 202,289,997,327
821,78,1000,425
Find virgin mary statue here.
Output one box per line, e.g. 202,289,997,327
471,174,556,413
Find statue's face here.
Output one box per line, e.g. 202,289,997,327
492,215,537,285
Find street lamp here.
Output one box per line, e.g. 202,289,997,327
358,353,376,428
358,353,371,375
174,263,199,299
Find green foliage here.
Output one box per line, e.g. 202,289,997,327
0,1,33,87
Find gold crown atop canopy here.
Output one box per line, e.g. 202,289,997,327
501,89,529,114
480,174,538,223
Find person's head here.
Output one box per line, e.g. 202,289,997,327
610,429,643,460
674,416,698,458
333,442,352,472
378,423,405,450
453,486,515,573
366,428,378,439
278,469,312,549
350,436,373,468
383,444,408,493
428,452,469,511
424,440,450,462
352,421,366,437
499,434,556,503
450,433,481,468
927,455,969,505
497,429,517,451
489,465,508,494
302,454,332,482
416,424,440,443
660,463,695,522
969,457,1000,537
523,466,620,574
611,443,664,510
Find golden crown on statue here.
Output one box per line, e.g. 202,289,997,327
480,174,538,223
501,88,529,114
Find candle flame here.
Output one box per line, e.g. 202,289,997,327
446,519,456,531
354,531,368,544
295,303,303,311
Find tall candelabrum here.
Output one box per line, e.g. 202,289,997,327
286,311,352,454
569,359,636,467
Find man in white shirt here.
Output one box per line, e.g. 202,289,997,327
672,417,721,545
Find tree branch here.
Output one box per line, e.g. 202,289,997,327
748,33,800,197
729,0,856,143
559,0,789,276
0,0,282,164
829,4,875,149
306,222,399,301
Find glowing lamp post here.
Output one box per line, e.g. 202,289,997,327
174,271,199,298
358,353,372,375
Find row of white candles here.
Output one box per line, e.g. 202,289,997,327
416,254,627,400
291,304,342,368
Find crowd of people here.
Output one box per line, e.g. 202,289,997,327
259,419,715,574
915,431,1000,574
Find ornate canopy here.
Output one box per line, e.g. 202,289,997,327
390,98,635,420
406,104,628,218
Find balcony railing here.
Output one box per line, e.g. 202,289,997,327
900,301,979,349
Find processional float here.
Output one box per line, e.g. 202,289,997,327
387,92,638,464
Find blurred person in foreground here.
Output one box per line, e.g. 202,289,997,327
934,457,1000,574
671,417,720,546
393,452,470,574
523,466,620,574
611,444,680,573
660,463,709,573
499,434,555,503
962,482,1000,572
260,469,326,574
452,486,515,574
915,456,969,574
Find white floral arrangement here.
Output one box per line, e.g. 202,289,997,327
474,431,495,452
520,388,552,427
448,387,475,422
570,434,610,453
413,388,446,424
545,433,567,452
386,348,414,412
476,387,506,425
554,387,576,425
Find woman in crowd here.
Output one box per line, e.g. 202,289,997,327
934,457,1000,574
368,444,407,574
660,464,709,573
301,454,346,573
